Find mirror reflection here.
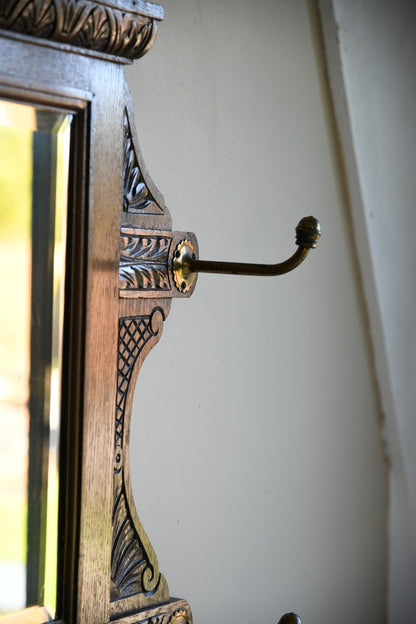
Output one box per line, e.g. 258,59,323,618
0,100,71,619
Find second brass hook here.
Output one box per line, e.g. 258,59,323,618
173,215,321,293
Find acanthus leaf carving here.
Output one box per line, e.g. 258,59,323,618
0,0,162,60
123,111,165,215
120,234,170,264
119,229,171,293
120,264,170,291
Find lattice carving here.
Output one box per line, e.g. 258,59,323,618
115,316,157,456
112,310,168,607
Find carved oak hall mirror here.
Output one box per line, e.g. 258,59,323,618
0,2,320,623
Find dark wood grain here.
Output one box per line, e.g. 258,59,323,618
0,4,194,622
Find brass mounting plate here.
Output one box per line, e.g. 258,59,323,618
172,240,197,293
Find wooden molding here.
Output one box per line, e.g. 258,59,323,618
0,0,163,60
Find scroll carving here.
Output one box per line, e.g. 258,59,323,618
112,310,169,610
0,0,163,60
115,314,164,472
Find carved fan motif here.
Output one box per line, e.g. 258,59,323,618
123,111,165,215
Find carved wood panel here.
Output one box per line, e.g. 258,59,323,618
110,308,170,618
111,97,196,622
111,599,192,624
0,2,196,622
0,0,163,60
123,112,165,215
120,229,172,294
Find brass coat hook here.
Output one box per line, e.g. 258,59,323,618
278,613,303,624
173,215,321,293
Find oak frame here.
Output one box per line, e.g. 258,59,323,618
0,3,194,623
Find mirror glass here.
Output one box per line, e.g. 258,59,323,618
0,100,71,619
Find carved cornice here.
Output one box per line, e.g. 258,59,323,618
0,0,163,60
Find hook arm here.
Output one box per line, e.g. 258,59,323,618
188,245,309,277
173,216,321,292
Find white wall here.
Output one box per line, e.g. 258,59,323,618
126,2,387,622
320,2,416,621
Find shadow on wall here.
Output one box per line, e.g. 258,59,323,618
126,1,387,622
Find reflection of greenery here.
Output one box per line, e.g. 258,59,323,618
0,499,26,563
44,466,59,613
0,107,69,616
0,119,32,576
0,126,32,240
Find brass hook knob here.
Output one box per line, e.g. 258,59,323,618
173,216,321,293
278,613,303,624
